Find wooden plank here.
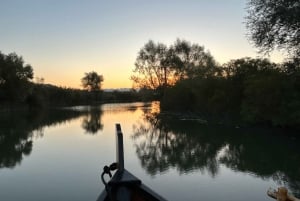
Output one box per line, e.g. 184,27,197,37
116,123,124,171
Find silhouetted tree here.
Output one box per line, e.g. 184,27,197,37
81,71,103,103
161,57,300,127
246,0,300,57
81,71,103,92
131,40,170,92
0,52,33,104
131,39,217,97
169,39,217,79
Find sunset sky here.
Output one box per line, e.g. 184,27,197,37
0,0,284,89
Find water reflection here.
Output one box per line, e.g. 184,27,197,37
132,110,300,196
81,106,103,134
0,108,103,169
132,112,223,177
101,102,151,114
0,128,33,169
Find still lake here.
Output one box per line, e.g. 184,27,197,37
0,102,299,201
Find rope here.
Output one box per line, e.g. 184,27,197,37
101,162,118,201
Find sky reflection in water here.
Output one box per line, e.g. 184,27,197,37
0,102,299,201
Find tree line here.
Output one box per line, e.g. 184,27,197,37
131,39,300,127
0,51,149,110
0,52,100,109
130,0,300,128
2,0,299,127
1,47,299,126
161,57,300,127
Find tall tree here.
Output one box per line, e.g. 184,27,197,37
131,40,170,91
170,39,217,79
131,39,217,95
81,71,103,91
0,52,33,103
246,0,300,57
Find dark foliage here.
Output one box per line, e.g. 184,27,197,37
0,108,88,168
246,0,300,57
0,52,33,104
132,111,300,196
81,71,104,91
131,39,217,97
0,52,146,109
26,83,94,108
162,57,300,128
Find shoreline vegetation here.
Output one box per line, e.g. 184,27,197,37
0,51,157,111
130,39,300,130
0,82,156,111
1,53,299,130
160,58,300,129
1,1,299,130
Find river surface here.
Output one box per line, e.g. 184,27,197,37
0,102,299,201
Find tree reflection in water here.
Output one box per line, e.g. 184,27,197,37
132,111,224,177
81,106,103,134
0,131,33,168
0,109,92,169
132,109,300,196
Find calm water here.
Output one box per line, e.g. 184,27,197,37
0,102,299,201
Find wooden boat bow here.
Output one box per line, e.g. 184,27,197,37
97,124,167,201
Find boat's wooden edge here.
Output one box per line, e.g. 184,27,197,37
139,182,168,201
97,169,168,201
96,124,168,201
108,169,141,186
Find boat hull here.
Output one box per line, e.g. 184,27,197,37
97,124,167,201
97,169,167,201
